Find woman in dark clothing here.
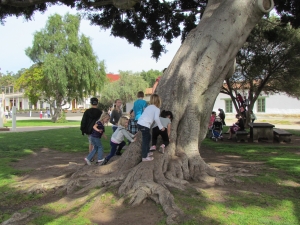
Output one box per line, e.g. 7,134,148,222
236,93,244,107
218,108,226,125
228,114,245,140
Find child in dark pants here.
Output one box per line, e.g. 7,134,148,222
150,110,173,154
101,116,136,165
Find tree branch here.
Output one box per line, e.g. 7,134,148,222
1,0,57,7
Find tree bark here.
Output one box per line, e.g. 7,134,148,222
25,0,274,224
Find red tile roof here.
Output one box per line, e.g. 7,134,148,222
107,74,120,82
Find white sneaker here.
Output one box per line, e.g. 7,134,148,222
149,145,156,151
84,158,91,165
159,144,165,154
142,156,154,162
148,152,153,156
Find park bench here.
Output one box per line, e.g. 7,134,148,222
71,109,78,113
80,109,86,113
273,128,292,143
236,130,248,142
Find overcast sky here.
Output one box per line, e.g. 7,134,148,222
0,5,181,75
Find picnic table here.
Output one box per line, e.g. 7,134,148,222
248,123,275,143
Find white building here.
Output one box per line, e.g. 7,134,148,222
213,92,300,115
0,85,90,111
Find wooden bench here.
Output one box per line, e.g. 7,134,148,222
236,130,248,142
273,128,292,143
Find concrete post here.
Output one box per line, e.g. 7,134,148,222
12,106,16,131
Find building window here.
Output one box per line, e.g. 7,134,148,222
29,102,33,109
257,98,266,112
40,101,43,109
225,100,233,113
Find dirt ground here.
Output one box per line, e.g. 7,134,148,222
6,133,300,225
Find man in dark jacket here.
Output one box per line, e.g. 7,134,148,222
80,97,102,153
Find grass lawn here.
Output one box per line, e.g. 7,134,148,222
0,127,300,224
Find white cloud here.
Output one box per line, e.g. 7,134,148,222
0,5,181,74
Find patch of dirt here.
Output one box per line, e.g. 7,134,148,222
5,134,300,225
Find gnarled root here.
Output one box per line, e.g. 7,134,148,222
128,180,185,224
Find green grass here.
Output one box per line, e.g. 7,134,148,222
1,126,300,225
4,120,80,127
0,126,114,224
202,137,300,178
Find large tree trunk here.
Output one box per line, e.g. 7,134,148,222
25,0,274,224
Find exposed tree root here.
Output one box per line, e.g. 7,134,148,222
16,131,217,224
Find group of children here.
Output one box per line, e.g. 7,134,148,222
84,92,173,165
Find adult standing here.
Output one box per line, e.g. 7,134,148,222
46,108,51,118
110,99,123,132
218,108,226,125
80,97,102,153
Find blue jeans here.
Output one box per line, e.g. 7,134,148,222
106,141,126,160
138,125,150,158
86,136,104,161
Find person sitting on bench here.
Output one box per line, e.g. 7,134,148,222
228,114,245,140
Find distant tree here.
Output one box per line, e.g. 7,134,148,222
222,17,300,123
14,64,44,109
100,71,148,106
25,13,106,122
140,69,162,87
0,72,17,87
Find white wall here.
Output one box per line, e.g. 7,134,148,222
265,93,300,114
213,92,300,114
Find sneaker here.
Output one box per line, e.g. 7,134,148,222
116,151,122,156
101,158,109,166
148,152,153,157
84,158,91,166
96,159,104,164
149,145,156,151
159,144,165,154
142,156,154,162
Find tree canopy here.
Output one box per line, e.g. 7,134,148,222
25,13,107,121
1,0,300,59
100,70,148,106
140,69,162,87
0,71,16,87
14,64,44,107
222,16,300,118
